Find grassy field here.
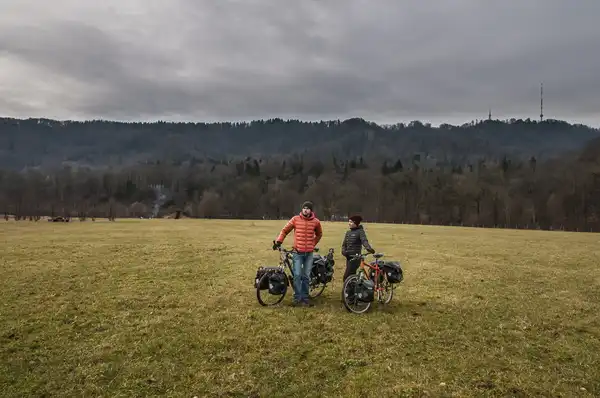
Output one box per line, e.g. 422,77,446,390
1,219,599,397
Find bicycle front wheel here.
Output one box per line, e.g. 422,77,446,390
342,275,371,314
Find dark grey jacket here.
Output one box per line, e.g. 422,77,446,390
341,225,374,257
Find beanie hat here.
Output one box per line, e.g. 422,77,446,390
301,201,314,211
349,215,362,225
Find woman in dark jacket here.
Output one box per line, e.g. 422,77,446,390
341,215,375,281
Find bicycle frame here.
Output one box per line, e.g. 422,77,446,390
275,244,328,286
354,252,389,301
277,247,295,277
275,244,326,279
342,251,398,313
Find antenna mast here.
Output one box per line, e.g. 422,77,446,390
539,83,544,122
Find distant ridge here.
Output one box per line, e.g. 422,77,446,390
1,116,599,170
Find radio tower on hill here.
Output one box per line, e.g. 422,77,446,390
539,82,544,122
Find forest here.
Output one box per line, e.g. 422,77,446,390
2,117,600,231
1,116,599,170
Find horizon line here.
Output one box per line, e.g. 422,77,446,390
2,115,599,129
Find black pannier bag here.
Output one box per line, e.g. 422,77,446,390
321,262,334,283
310,255,323,279
311,254,334,284
254,266,282,290
268,271,288,295
382,261,403,284
324,256,335,282
356,278,375,302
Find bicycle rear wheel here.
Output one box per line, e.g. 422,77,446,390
308,277,326,298
256,272,288,306
379,279,394,304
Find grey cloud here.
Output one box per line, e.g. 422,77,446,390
1,0,600,125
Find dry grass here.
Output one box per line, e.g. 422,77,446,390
1,219,599,397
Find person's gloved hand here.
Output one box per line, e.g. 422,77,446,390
272,240,282,250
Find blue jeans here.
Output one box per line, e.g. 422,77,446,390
292,251,313,302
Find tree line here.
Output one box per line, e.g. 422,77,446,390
2,136,600,232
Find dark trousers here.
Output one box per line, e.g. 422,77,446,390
342,256,361,281
341,256,361,302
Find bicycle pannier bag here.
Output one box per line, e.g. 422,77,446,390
268,271,287,295
356,278,375,302
382,261,403,284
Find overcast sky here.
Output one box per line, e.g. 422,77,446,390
1,0,600,126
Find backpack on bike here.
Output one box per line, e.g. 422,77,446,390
382,261,403,284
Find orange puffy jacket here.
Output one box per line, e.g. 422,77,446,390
276,212,323,253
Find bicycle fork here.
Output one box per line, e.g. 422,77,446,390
376,287,385,303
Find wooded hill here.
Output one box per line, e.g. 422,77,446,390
1,117,599,170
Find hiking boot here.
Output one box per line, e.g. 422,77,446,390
302,299,314,307
291,300,302,307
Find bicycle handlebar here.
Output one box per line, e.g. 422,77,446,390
350,252,368,259
272,240,295,254
272,240,335,256
350,252,384,260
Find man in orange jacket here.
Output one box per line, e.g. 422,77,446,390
273,201,323,306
